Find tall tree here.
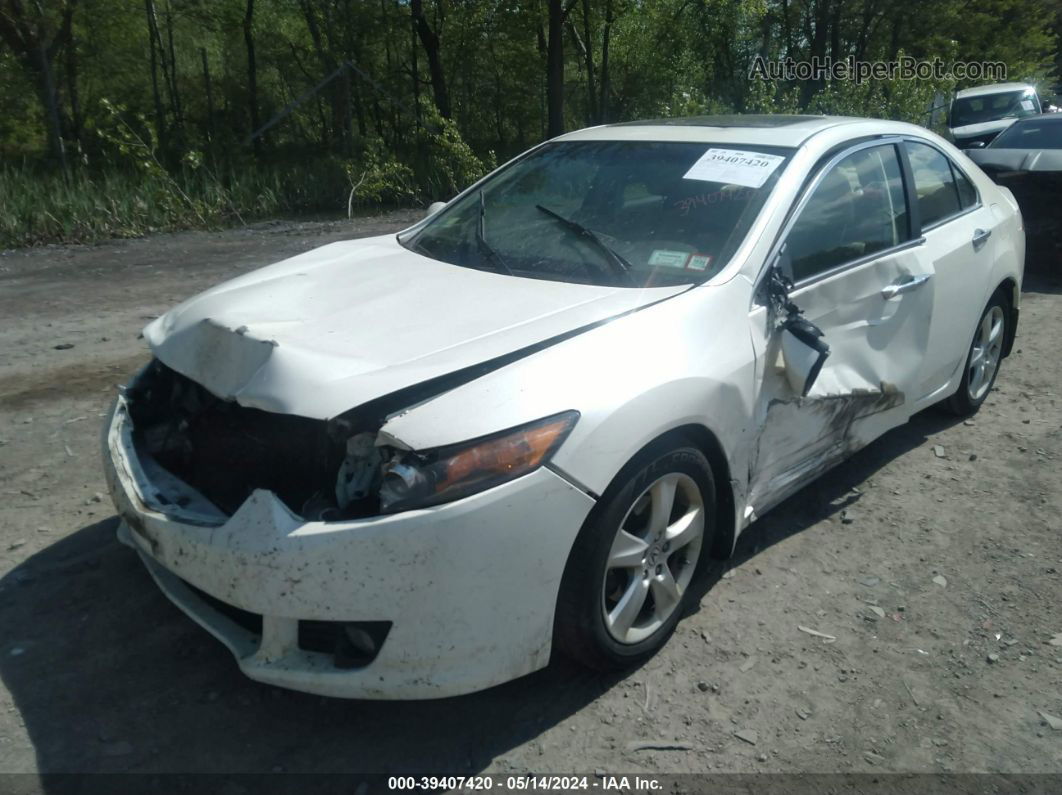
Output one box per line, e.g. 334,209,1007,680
545,0,565,137
599,0,613,122
144,0,167,149
244,0,261,156
411,0,450,118
0,0,77,170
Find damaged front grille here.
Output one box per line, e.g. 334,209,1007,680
127,360,382,520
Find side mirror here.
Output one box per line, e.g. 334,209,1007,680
780,315,830,397
764,256,830,396
965,140,987,150
425,201,447,218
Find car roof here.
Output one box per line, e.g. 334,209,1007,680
955,82,1036,99
555,114,870,147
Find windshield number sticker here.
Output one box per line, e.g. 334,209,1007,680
683,149,785,188
686,254,713,271
648,249,690,268
1020,99,1035,111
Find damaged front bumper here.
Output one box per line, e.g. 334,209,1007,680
103,395,596,699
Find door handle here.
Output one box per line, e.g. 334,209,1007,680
881,273,932,299
972,228,992,249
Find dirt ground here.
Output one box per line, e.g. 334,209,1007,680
1,213,1061,787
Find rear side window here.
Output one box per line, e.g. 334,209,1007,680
954,167,977,210
786,144,909,282
907,141,967,227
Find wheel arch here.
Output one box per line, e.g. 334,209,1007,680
580,423,737,562
995,277,1019,358
666,424,736,560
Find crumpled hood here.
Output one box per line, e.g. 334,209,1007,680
145,235,685,419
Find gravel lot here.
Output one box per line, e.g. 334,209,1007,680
1,214,1061,785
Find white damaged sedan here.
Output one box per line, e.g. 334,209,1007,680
104,115,1024,699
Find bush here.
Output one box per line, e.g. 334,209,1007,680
347,103,496,209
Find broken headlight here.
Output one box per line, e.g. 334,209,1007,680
378,410,579,513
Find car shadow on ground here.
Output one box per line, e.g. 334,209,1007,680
1023,269,1062,295
1023,239,1062,294
0,407,964,788
684,405,964,615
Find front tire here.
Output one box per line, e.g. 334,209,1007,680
945,291,1009,416
553,442,715,671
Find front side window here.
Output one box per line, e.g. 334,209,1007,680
907,141,967,227
786,144,909,282
403,141,792,287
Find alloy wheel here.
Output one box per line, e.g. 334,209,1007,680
967,305,1005,402
601,472,704,644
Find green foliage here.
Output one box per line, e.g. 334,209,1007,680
417,108,497,199
348,104,495,207
744,79,802,115
0,0,1058,247
347,148,419,207
0,157,366,249
803,54,955,125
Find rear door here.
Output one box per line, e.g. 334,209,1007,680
903,139,998,402
747,140,935,513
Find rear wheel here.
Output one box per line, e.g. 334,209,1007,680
554,443,715,671
945,292,1009,416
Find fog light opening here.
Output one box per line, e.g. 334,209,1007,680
297,619,392,669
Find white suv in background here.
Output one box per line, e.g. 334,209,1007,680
949,83,1042,148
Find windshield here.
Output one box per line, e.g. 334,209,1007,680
402,140,793,287
950,89,1040,128
990,118,1062,149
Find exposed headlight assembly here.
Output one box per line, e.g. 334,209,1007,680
378,410,579,513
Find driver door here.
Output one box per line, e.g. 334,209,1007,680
746,141,936,515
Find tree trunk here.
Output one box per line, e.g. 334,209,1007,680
801,0,832,105
780,0,792,56
35,41,67,173
144,0,167,149
244,0,261,156
410,0,450,119
164,0,182,127
410,9,421,131
599,0,612,123
298,0,338,147
65,43,82,153
546,0,564,137
579,0,597,124
0,0,78,169
200,47,215,147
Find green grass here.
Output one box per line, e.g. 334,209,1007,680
0,160,357,250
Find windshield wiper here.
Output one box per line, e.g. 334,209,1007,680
535,204,633,285
476,191,513,276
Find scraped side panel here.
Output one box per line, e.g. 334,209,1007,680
748,380,904,514
746,245,934,518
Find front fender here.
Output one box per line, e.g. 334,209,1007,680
379,281,758,504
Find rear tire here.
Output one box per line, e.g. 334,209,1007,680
553,442,715,671
944,291,1009,416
